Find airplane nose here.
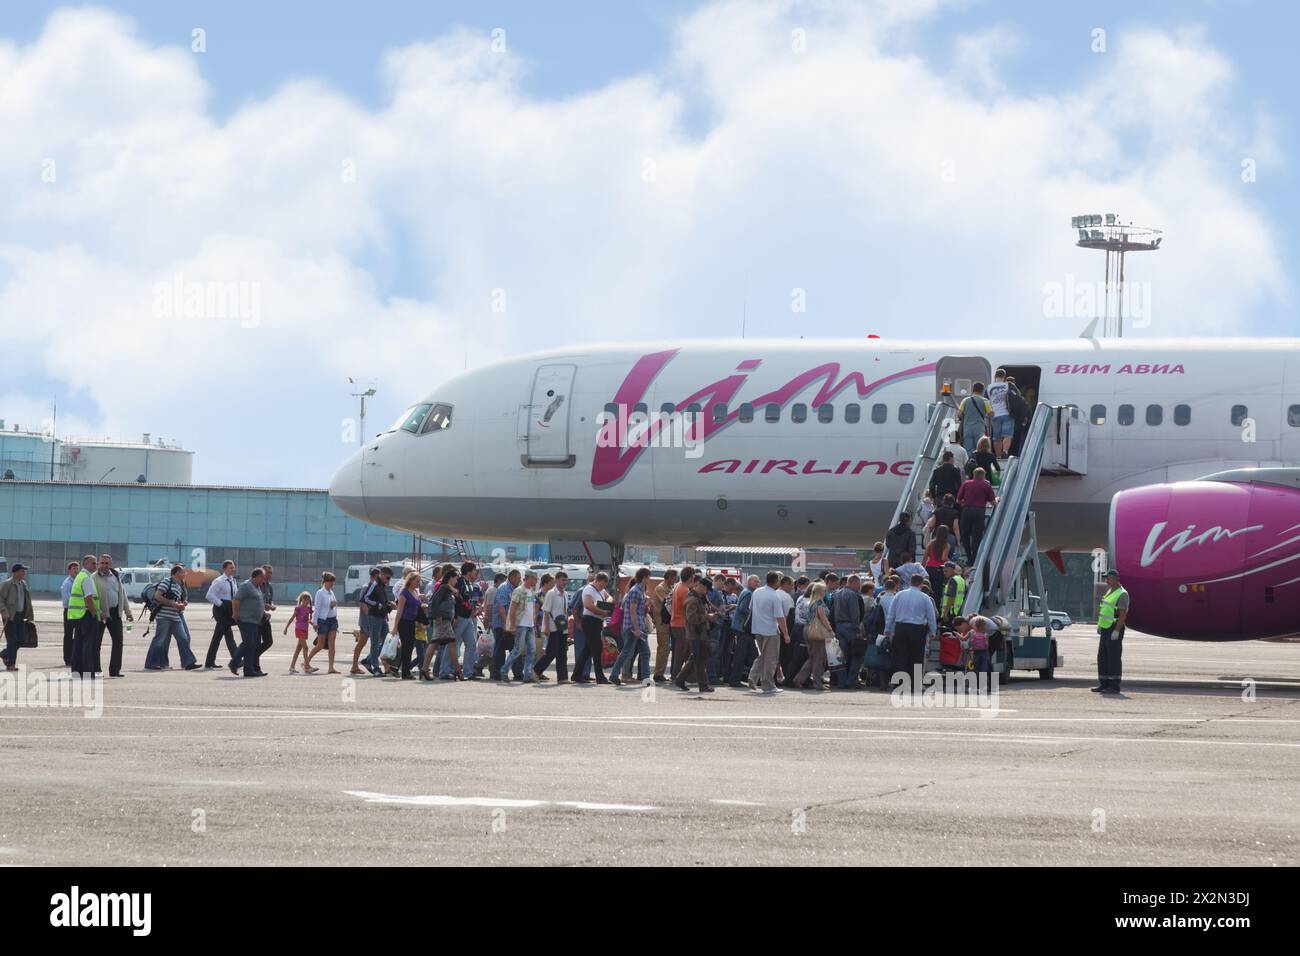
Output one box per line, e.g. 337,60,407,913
329,449,368,521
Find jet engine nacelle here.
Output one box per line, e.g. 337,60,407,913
1110,471,1300,641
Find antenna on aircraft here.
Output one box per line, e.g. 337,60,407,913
1071,214,1162,338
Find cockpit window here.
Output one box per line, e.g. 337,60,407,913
421,404,453,433
394,404,433,434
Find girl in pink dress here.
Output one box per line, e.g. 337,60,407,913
285,592,316,673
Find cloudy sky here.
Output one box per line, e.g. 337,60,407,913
1,0,1293,486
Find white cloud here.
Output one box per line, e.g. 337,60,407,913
0,2,1286,485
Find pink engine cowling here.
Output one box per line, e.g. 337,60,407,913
1110,478,1300,640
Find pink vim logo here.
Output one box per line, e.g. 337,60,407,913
589,349,932,488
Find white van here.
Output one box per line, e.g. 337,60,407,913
119,567,172,603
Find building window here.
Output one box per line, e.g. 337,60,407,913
1146,405,1162,426
1231,404,1249,427
817,404,834,424
1174,404,1191,426
792,403,808,423
738,402,754,424
844,403,861,424
871,403,887,424
765,403,781,423
1090,404,1106,425
898,403,915,425
1289,404,1300,427
1118,404,1134,426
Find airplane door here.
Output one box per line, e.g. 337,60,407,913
935,356,992,402
523,364,577,466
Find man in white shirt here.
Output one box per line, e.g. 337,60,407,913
204,559,239,669
746,571,790,693
95,554,134,678
535,571,570,682
986,368,1015,459
574,571,611,684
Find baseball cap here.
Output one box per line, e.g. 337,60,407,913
11,563,28,572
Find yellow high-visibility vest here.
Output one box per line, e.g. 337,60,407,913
67,570,95,621
1098,586,1128,629
945,573,966,612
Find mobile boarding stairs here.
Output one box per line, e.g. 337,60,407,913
888,401,1089,680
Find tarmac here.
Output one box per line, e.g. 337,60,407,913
1,598,1297,866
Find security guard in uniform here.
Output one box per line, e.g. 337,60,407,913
67,553,101,675
1092,569,1129,694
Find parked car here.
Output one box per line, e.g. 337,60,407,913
1027,595,1072,632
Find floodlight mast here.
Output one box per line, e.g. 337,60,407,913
1071,214,1162,337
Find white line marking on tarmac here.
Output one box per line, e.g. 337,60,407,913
344,790,656,812
711,799,765,806
29,703,1300,725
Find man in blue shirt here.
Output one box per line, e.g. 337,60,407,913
726,575,759,687
884,573,938,693
491,569,520,681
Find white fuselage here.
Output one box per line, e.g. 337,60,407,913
329,338,1300,550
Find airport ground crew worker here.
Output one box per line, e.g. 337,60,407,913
68,553,101,675
941,561,965,620
1093,569,1129,694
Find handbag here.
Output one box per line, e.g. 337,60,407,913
432,618,454,644
22,620,38,648
805,614,831,642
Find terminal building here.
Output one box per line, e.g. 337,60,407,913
0,420,539,601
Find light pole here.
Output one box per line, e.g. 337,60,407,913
349,378,377,447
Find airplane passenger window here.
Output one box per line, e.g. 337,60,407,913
660,403,675,416
711,403,727,424
1174,404,1191,426
792,403,808,423
421,403,453,433
738,403,754,424
1231,404,1248,427
1090,404,1106,425
898,404,915,425
871,403,887,424
632,403,648,415
686,403,702,418
1118,404,1134,426
817,404,834,424
765,403,781,423
603,402,619,418
844,403,861,424
1289,405,1300,427
1146,405,1163,426
396,403,433,434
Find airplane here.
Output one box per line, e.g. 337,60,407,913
329,337,1300,641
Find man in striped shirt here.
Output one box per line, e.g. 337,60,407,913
146,564,199,670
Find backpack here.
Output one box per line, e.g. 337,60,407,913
141,582,163,622
864,601,886,638
1007,383,1029,421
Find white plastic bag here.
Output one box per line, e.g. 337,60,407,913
379,632,400,663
